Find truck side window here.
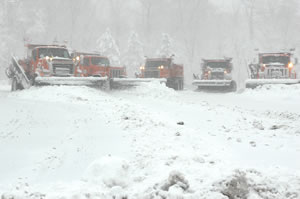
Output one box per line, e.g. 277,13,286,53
83,58,90,66
32,49,37,61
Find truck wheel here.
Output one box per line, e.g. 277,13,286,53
177,80,183,90
173,79,183,90
11,78,18,91
230,81,237,92
174,81,180,90
176,81,179,90
180,79,184,90
11,77,24,91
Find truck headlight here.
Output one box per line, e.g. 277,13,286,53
288,62,294,69
45,56,53,62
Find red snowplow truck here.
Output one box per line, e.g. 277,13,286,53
5,44,106,91
246,52,300,88
139,57,184,90
72,51,146,89
192,58,237,92
72,52,127,78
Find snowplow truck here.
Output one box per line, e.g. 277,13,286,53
5,44,107,91
246,52,300,88
72,51,127,78
139,57,184,90
192,58,237,92
72,51,146,89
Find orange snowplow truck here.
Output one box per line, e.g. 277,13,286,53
246,52,300,88
5,44,108,91
140,57,184,90
72,52,127,78
21,44,74,79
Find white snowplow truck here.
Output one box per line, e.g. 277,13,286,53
193,58,237,92
5,44,108,91
246,52,300,88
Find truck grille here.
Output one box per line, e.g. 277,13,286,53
211,72,224,79
53,64,73,76
144,70,159,78
266,68,288,78
110,69,122,78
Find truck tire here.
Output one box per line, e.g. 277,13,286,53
230,81,237,92
11,77,19,91
175,81,180,90
178,79,184,90
166,78,184,90
172,78,183,90
11,77,24,91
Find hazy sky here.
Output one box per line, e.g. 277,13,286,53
1,0,300,83
210,0,235,10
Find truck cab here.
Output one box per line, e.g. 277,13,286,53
249,52,297,79
192,58,236,92
200,58,233,80
21,44,74,79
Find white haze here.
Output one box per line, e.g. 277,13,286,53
0,0,300,86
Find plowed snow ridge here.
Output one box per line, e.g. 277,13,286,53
0,83,299,198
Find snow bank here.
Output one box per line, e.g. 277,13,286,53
8,85,109,104
215,169,300,199
2,170,299,198
140,170,192,199
0,79,10,91
240,84,300,113
115,81,178,100
83,155,130,188
243,84,300,99
1,77,300,198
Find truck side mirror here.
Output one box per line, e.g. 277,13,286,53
295,58,298,64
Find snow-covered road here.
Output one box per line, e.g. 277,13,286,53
0,82,299,198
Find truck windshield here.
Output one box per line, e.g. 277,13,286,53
91,57,110,66
205,62,228,68
38,48,70,58
262,55,289,64
146,61,169,68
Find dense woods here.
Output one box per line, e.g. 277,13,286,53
1,0,299,84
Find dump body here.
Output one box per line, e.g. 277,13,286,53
193,58,236,91
246,52,300,88
140,58,184,90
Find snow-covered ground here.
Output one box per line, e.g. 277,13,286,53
0,81,300,198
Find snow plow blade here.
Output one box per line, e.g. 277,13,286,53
110,78,167,89
193,80,237,92
35,76,109,88
245,79,300,89
5,56,31,91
